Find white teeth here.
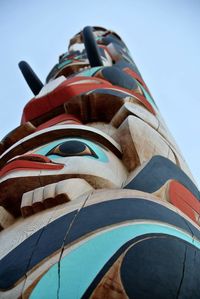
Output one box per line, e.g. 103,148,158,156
43,182,57,209
55,179,93,201
32,187,45,214
43,183,56,201
21,191,34,217
20,178,94,218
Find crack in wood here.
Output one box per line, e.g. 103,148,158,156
56,191,93,299
176,246,187,299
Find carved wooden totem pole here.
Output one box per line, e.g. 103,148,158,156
0,26,200,298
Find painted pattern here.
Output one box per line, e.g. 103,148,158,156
0,26,199,298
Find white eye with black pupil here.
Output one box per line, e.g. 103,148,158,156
46,140,98,158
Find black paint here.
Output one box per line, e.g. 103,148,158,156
115,58,142,77
82,235,200,299
121,236,200,299
18,61,43,95
82,26,103,67
101,66,138,91
125,155,200,201
0,211,75,289
1,197,198,289
47,140,98,159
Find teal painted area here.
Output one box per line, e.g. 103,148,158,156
30,263,59,298
77,66,103,77
61,53,70,60
34,137,108,162
30,222,200,299
138,82,158,109
58,59,73,69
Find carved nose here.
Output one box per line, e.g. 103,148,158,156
15,154,52,163
0,154,63,178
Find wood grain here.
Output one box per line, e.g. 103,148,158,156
116,115,176,171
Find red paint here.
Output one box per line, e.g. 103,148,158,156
171,195,197,223
0,159,63,177
123,67,151,94
21,76,112,123
168,180,200,224
169,181,200,213
113,86,156,115
21,75,156,125
36,114,81,131
18,154,52,163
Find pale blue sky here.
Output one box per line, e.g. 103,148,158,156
0,0,199,186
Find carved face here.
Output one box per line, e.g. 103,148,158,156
0,131,127,217
30,136,127,188
1,25,200,299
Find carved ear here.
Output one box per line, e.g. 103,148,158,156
82,26,103,67
18,61,43,95
116,115,176,172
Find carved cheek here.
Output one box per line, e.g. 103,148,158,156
38,152,127,188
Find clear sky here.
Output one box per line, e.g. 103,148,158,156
0,0,199,187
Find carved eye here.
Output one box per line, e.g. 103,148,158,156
46,140,98,158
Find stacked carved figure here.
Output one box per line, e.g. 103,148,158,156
0,26,200,298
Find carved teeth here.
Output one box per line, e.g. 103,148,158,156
32,187,45,214
43,183,57,208
21,190,34,218
55,179,92,201
21,178,93,218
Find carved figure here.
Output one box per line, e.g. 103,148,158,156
0,26,199,299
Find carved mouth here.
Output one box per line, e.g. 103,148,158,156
20,178,93,218
0,126,124,226
0,172,117,219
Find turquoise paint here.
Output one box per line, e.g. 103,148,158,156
77,66,103,77
30,222,200,299
138,82,158,109
34,137,108,162
61,53,71,60
58,59,73,69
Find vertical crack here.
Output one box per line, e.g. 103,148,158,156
21,206,57,297
56,191,93,299
176,246,187,299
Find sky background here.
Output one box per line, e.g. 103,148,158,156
0,0,199,187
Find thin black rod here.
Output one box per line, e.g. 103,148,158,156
18,61,43,95
82,26,103,67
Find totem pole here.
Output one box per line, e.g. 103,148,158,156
0,26,200,298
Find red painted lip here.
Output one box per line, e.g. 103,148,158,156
0,158,63,177
21,76,112,123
